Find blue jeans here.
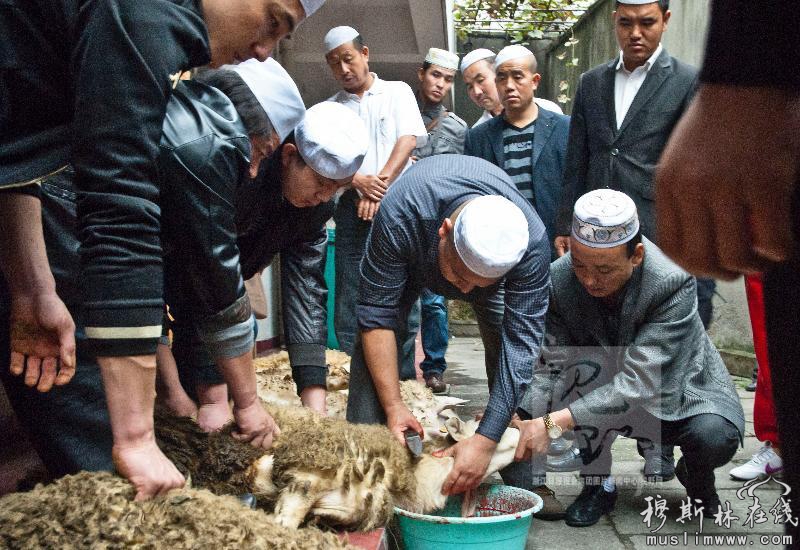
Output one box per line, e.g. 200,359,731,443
420,289,448,378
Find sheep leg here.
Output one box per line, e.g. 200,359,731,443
273,479,319,529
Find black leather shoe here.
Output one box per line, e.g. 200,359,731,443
643,449,675,482
237,493,257,509
675,457,721,513
638,441,675,482
565,484,618,527
745,380,757,392
547,446,582,472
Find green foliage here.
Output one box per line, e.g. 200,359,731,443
453,0,592,42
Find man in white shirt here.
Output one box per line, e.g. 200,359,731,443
551,0,705,482
460,48,563,128
323,26,426,372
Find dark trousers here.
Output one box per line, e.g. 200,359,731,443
0,168,113,476
763,184,800,544
420,289,448,377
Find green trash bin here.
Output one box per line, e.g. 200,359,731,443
325,227,339,350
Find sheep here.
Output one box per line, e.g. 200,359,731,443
0,471,356,550
254,351,350,417
152,404,520,532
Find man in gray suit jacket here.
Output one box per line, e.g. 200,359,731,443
514,190,744,527
464,45,569,257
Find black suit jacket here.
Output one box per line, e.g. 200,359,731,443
556,49,697,241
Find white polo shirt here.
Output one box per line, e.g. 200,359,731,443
327,73,426,175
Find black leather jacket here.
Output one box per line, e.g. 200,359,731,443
235,153,334,390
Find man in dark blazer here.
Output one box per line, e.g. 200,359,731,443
464,45,569,257
554,0,695,253
514,190,744,527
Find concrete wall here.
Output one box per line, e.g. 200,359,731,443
278,0,450,107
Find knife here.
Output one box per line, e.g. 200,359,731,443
404,429,423,457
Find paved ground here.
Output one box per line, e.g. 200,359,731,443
441,336,793,550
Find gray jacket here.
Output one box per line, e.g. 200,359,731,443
529,238,744,439
556,49,697,240
412,103,467,158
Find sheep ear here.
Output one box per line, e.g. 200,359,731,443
444,416,469,442
433,396,468,414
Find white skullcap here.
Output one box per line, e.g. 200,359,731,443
425,48,459,71
324,26,360,53
299,0,325,17
460,48,495,72
453,196,529,279
227,58,305,143
616,0,661,4
295,102,368,180
571,189,640,249
494,45,536,70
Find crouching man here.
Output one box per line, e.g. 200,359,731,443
346,154,563,516
514,189,744,527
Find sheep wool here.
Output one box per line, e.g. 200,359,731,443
0,471,356,550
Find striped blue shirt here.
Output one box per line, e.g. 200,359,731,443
502,120,535,206
356,154,551,442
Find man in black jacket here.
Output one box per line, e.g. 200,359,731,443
0,0,324,499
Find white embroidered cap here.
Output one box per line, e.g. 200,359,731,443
571,189,640,248
494,45,536,70
324,26,360,53
295,102,368,180
617,0,662,4
299,0,325,17
460,48,495,72
453,196,529,279
227,58,305,143
425,48,459,71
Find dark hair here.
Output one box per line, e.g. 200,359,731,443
626,230,643,257
352,34,366,49
615,0,669,13
193,67,274,137
422,61,432,71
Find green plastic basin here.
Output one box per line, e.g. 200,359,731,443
394,484,542,550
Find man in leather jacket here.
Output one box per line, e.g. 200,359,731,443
0,0,325,500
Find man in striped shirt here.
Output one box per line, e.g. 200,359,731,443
464,45,570,259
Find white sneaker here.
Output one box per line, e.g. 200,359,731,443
729,443,783,481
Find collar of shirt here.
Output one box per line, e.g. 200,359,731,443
342,72,384,101
615,43,663,74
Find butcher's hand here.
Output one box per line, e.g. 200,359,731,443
9,291,76,392
352,173,388,201
232,399,281,449
357,197,381,221
386,402,424,447
553,236,570,258
434,434,496,495
113,439,185,501
512,417,549,462
656,84,800,279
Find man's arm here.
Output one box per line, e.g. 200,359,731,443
655,0,800,278
554,76,590,256
356,212,423,443
70,0,208,498
0,192,76,391
280,217,331,413
377,135,418,185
